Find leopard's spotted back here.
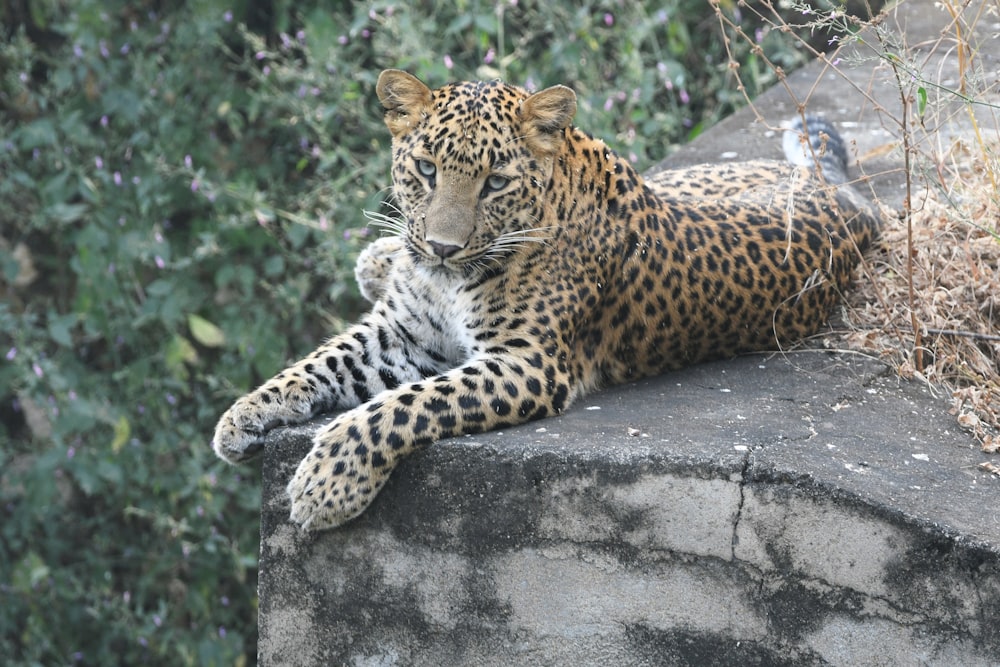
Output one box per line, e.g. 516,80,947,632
213,70,881,530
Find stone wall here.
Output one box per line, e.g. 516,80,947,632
257,355,999,665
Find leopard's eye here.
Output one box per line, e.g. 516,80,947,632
484,173,510,193
416,159,436,178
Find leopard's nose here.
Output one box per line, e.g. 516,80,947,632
428,240,462,258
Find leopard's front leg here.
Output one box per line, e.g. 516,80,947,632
287,353,574,530
212,310,441,464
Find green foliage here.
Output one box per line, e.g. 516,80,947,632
0,0,809,664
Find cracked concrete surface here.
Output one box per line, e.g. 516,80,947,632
257,353,999,666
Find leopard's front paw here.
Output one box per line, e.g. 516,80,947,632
286,427,393,530
212,398,268,464
355,235,405,303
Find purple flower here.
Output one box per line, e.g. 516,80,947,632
443,55,454,70
154,255,165,269
73,43,84,58
120,43,130,55
5,347,15,361
114,171,122,186
191,179,199,192
100,115,109,127
223,10,233,22
153,615,162,627
33,363,43,378
95,156,104,169
218,626,227,638
184,154,192,169
99,40,110,58
221,595,230,606
604,13,614,26
166,393,176,405
138,637,148,647
338,35,348,45
484,48,496,64
679,89,690,105
67,446,76,460
255,50,266,60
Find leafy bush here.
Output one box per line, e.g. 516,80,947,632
0,0,811,663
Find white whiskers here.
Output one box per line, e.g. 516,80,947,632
485,225,556,256
473,224,558,273
362,209,408,237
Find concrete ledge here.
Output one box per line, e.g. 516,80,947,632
258,353,999,666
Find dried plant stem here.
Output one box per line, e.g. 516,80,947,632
880,46,923,371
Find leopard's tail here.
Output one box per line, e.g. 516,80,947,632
782,116,881,251
782,116,850,185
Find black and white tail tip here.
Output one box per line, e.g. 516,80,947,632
782,116,850,185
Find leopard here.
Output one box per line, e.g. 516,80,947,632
212,69,880,531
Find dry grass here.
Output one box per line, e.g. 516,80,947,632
842,148,1000,453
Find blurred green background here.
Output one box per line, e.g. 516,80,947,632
0,1,811,664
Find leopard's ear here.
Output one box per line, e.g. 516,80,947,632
377,69,432,137
519,85,577,156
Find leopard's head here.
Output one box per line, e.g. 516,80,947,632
375,69,576,273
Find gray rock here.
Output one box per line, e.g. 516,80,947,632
258,354,999,666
